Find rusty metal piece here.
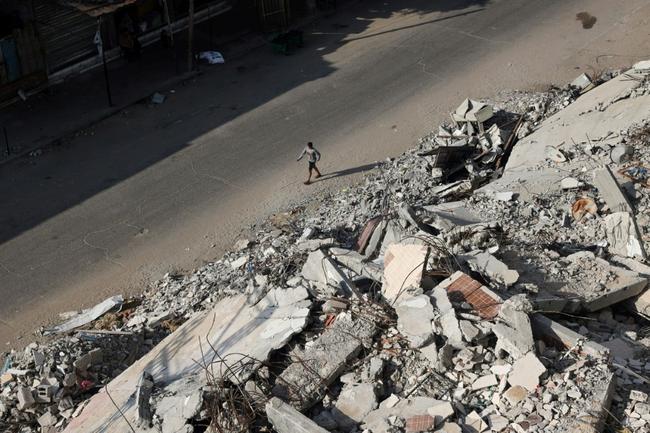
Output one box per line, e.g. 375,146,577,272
355,216,382,253
571,197,598,222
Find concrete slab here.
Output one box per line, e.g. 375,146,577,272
266,397,329,433
530,314,610,360
430,286,464,348
592,166,633,213
64,292,311,433
396,295,436,348
302,249,361,298
330,247,383,282
605,212,646,259
481,68,650,201
273,312,377,411
459,251,519,287
507,352,546,392
331,383,378,428
422,201,483,232
382,244,429,304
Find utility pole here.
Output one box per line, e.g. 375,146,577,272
187,0,195,72
96,16,113,107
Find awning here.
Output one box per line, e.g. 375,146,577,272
58,0,139,17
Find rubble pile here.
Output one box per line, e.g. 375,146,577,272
4,62,650,433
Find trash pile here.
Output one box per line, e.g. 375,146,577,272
3,61,650,433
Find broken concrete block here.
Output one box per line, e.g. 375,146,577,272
611,145,633,164
493,296,534,359
593,166,633,213
431,286,464,348
16,386,35,410
459,251,519,287
571,73,593,92
32,350,46,367
452,99,493,123
38,411,58,428
630,288,650,320
302,249,361,298
230,255,248,269
605,212,646,259
330,247,383,282
266,397,329,433
459,320,480,342
233,238,251,251
61,372,77,388
490,363,512,376
464,411,488,433
486,414,509,432
633,59,650,72
322,299,348,313
0,373,14,386
507,352,546,392
382,244,429,303
88,348,103,365
561,177,583,189
422,201,482,231
273,312,377,410
502,385,528,405
73,353,92,372
630,390,648,402
419,342,440,370
431,180,473,198
36,384,53,403
471,374,498,390
331,383,378,429
156,386,203,433
396,295,435,348
297,237,336,252
530,314,610,359
427,401,454,425
436,422,463,433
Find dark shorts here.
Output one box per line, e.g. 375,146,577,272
308,161,317,170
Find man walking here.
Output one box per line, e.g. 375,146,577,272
297,142,322,185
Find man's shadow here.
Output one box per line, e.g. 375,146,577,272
313,162,380,183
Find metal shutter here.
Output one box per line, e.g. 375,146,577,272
32,0,97,73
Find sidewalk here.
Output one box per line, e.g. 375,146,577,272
0,28,267,164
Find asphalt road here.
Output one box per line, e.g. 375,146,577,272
1,0,649,346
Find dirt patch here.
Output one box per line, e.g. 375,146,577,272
576,11,597,29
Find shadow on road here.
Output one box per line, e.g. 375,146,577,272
0,0,489,247
313,162,381,183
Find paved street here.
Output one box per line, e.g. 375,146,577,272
1,0,649,346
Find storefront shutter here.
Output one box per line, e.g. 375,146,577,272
32,0,98,73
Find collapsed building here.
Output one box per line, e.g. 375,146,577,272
3,61,650,433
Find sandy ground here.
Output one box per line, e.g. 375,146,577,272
1,0,650,347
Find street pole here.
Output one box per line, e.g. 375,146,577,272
97,17,113,107
187,0,195,72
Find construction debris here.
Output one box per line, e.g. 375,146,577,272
4,62,650,433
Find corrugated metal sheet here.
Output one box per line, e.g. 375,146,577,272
33,0,98,72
